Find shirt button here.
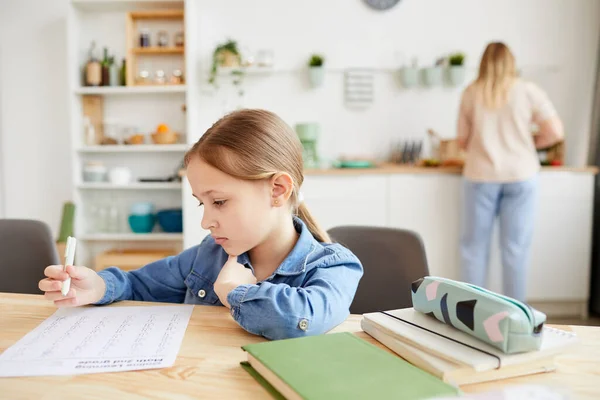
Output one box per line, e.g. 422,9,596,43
298,319,309,331
198,289,206,298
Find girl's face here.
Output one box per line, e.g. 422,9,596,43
186,156,277,256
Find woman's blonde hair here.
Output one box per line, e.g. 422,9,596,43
476,42,517,109
184,109,331,243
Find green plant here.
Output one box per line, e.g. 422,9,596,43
448,52,465,66
308,54,324,67
209,39,245,96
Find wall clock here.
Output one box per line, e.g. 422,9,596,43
364,0,401,11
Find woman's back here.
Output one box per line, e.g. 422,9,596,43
458,79,558,182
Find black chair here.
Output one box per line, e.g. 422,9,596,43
328,225,430,314
0,219,60,294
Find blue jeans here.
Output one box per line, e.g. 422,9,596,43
460,176,538,302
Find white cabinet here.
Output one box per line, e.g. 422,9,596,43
302,175,388,231
297,171,595,316
486,173,594,303
388,174,462,279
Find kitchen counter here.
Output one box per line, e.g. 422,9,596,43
304,164,599,176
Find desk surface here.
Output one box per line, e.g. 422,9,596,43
1,293,599,399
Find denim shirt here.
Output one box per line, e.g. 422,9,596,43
96,217,363,340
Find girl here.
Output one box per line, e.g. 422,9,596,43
457,42,564,301
39,109,363,340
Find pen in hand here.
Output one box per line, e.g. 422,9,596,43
62,236,76,296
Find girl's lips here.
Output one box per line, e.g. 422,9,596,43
213,237,228,245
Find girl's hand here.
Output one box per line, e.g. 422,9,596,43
214,255,257,308
38,265,106,308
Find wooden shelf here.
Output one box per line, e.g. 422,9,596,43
129,9,184,19
72,1,183,12
75,85,186,95
80,233,183,242
126,9,186,86
133,47,184,55
78,144,188,153
78,182,182,190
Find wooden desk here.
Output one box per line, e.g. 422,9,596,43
1,293,599,399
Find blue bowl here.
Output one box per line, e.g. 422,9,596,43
157,209,183,233
128,214,155,233
130,202,155,216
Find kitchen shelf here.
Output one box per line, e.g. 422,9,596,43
72,1,184,13
74,85,186,95
78,182,182,190
80,233,183,241
133,47,184,55
78,144,188,153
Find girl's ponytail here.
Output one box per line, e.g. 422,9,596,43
296,202,330,243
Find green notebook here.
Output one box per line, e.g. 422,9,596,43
241,332,461,400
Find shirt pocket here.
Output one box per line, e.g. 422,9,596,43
184,271,221,305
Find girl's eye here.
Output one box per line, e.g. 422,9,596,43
197,202,204,208
214,200,226,207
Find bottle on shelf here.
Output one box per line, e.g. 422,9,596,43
109,55,119,86
84,41,102,87
101,47,110,86
119,58,127,86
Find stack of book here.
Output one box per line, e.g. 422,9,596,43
361,308,579,386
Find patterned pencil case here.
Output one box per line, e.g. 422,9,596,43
410,276,547,354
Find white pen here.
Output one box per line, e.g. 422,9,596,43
62,236,76,296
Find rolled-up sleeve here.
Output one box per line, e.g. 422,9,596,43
95,245,198,305
528,82,564,146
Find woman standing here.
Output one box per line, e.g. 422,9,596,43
457,42,564,301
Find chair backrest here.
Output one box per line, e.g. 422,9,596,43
328,225,429,314
0,219,59,294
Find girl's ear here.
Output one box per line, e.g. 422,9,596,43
270,172,294,207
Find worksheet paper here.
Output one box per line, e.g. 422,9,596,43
0,305,194,377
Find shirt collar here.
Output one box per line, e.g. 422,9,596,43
237,216,316,276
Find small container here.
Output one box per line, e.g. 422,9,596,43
157,30,169,47
154,69,166,84
139,29,150,47
170,69,184,84
83,162,107,182
108,167,132,185
174,31,184,47
130,202,155,216
137,70,150,84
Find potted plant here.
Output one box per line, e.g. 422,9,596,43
308,54,325,88
209,39,245,96
447,52,466,86
422,56,444,87
399,57,419,89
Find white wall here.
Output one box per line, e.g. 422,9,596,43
0,0,599,236
193,0,600,166
0,0,72,233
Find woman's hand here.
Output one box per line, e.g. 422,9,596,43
214,255,257,308
38,265,107,307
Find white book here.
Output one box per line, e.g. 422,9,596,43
361,308,578,380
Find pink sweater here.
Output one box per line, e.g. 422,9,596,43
457,79,564,182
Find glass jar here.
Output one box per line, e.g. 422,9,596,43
157,30,169,47
139,29,150,47
174,31,184,47
137,69,150,85
170,69,184,84
154,70,166,84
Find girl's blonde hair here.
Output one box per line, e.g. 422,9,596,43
184,109,330,243
476,42,517,109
